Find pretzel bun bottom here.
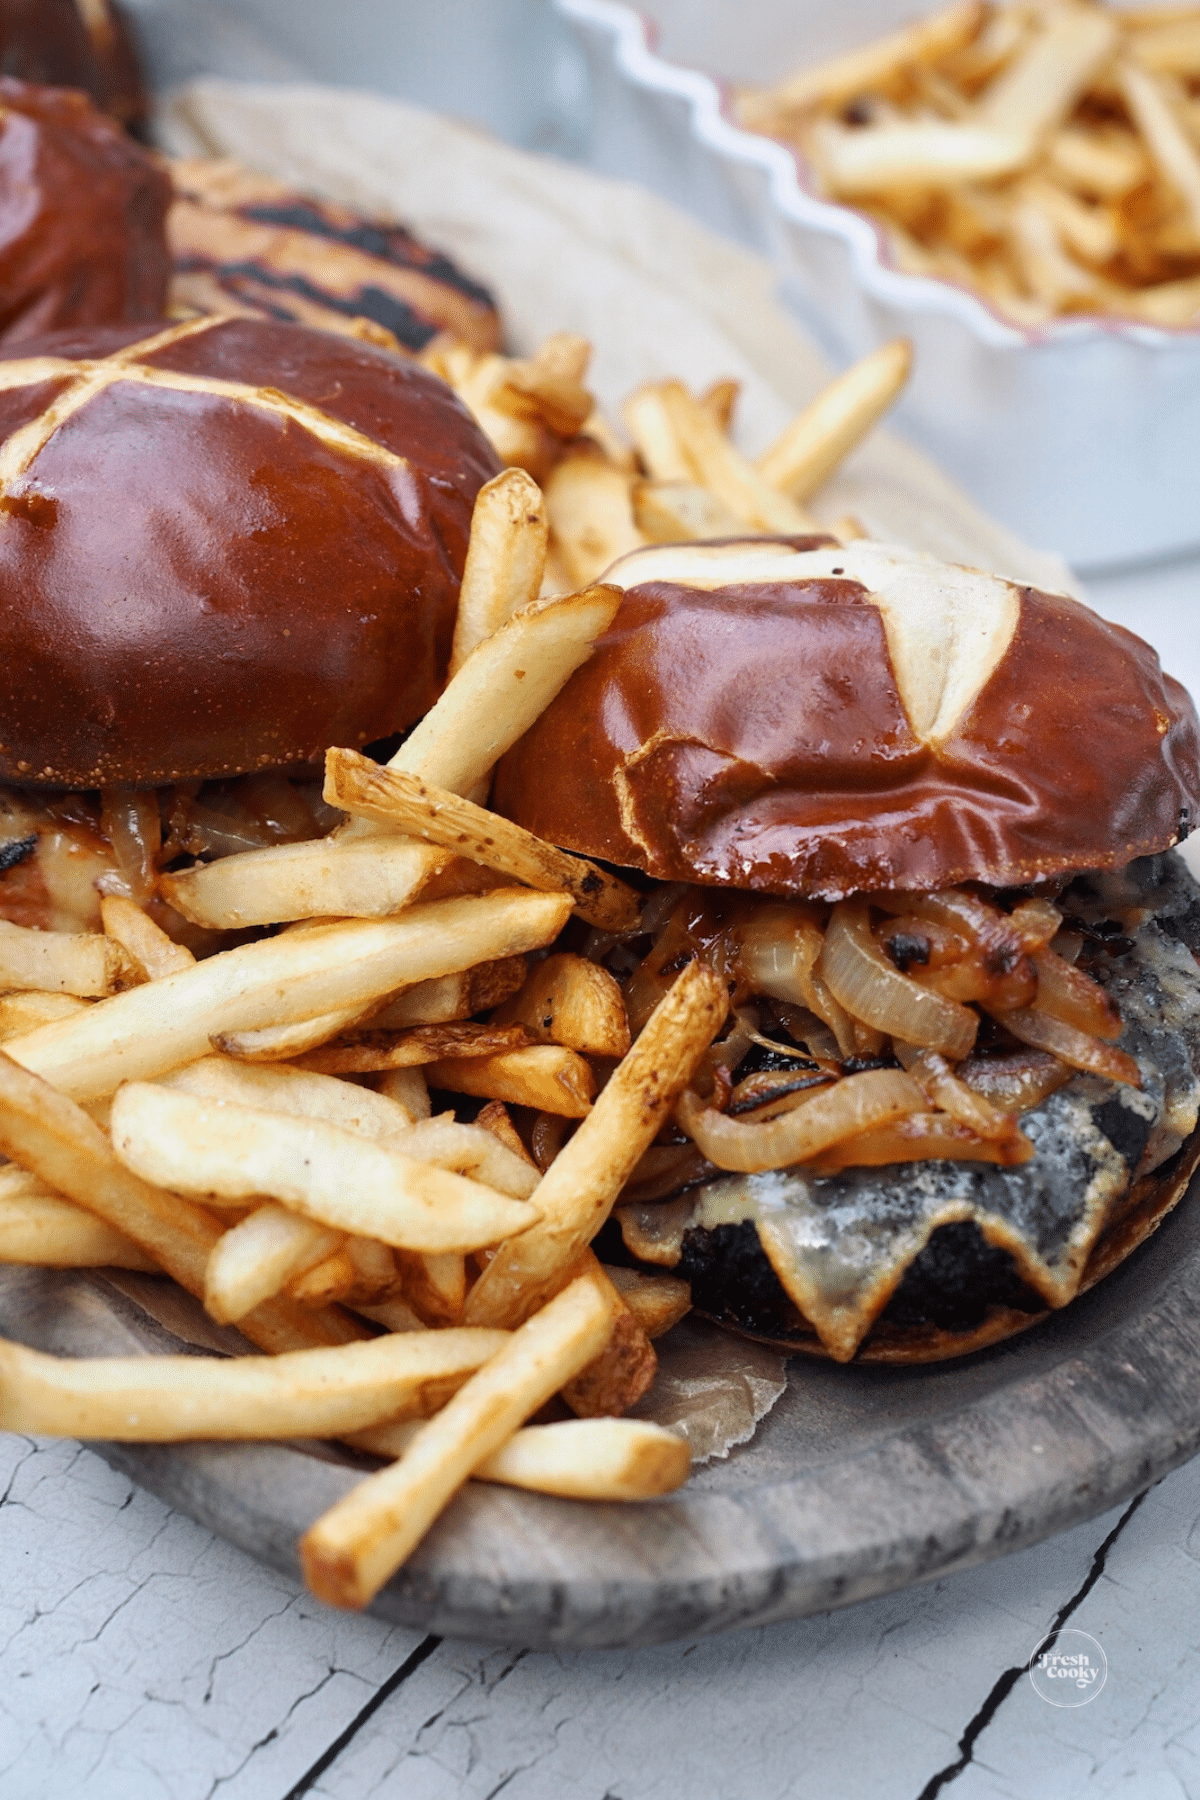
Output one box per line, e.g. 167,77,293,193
0,317,501,788
494,541,1200,898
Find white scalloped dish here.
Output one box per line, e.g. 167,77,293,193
557,0,1200,573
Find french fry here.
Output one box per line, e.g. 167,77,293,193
812,117,1030,195
603,1263,693,1339
977,7,1119,146
0,991,91,1041
289,1247,358,1308
1132,15,1200,77
0,1166,155,1270
656,382,821,533
1120,59,1200,234
0,1052,357,1352
543,448,647,588
0,919,129,998
301,1270,616,1607
474,1099,536,1165
622,383,694,481
424,1044,597,1117
493,953,631,1058
631,478,743,543
367,957,527,1030
396,1249,466,1326
100,894,196,979
161,1054,417,1139
5,887,573,1101
1047,125,1150,199
110,1082,542,1253
377,1066,431,1120
350,1414,691,1500
448,468,548,676
161,837,450,929
736,0,986,127
295,1022,532,1074
385,584,625,798
756,340,913,500
0,1328,511,1441
699,377,740,431
559,1255,657,1417
212,1003,378,1063
204,1203,343,1323
465,961,728,1329
324,751,643,932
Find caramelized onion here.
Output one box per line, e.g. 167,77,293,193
1008,896,1063,949
875,888,1037,1008
1030,948,1122,1041
98,789,162,904
811,1112,1035,1173
988,1006,1141,1087
818,900,977,1060
957,1049,1072,1113
676,1068,924,1173
894,1044,1022,1143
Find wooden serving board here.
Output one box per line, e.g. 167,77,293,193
4,1158,1200,1649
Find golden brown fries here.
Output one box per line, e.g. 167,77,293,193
0,1167,155,1270
0,1329,511,1441
738,0,1200,325
0,919,131,998
0,991,92,1042
204,1203,343,1323
325,750,642,933
350,1414,690,1500
464,962,728,1329
387,585,624,798
603,1263,693,1339
301,1270,617,1607
109,1082,541,1253
0,1052,358,1352
756,339,913,499
493,953,631,1058
100,894,196,980
5,888,573,1101
449,467,548,675
162,837,449,930
423,1044,597,1117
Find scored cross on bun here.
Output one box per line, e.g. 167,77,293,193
495,537,1198,899
0,314,500,790
495,538,1200,1363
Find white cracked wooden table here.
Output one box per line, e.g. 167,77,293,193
6,1,1200,1790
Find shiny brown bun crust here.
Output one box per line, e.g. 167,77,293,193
494,539,1200,897
0,316,501,788
0,78,167,344
0,1,146,130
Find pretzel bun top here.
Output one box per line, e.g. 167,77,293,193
0,316,501,788
0,5,147,131
493,539,1200,898
0,78,167,344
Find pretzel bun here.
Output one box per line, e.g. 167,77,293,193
0,316,501,788
167,158,501,358
0,2,147,131
494,538,1200,897
0,78,168,344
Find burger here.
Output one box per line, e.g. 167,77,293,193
0,76,170,345
0,312,500,934
492,535,1200,1362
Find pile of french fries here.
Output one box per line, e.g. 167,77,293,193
738,0,1200,327
0,326,910,1611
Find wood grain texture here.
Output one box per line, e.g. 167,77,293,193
3,1163,1200,1650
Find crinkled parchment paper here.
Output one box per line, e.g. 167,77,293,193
150,80,1076,1457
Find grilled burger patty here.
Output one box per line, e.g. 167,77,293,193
611,852,1200,1361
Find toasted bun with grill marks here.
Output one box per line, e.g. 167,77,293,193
494,538,1200,898
0,315,501,788
0,77,168,345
